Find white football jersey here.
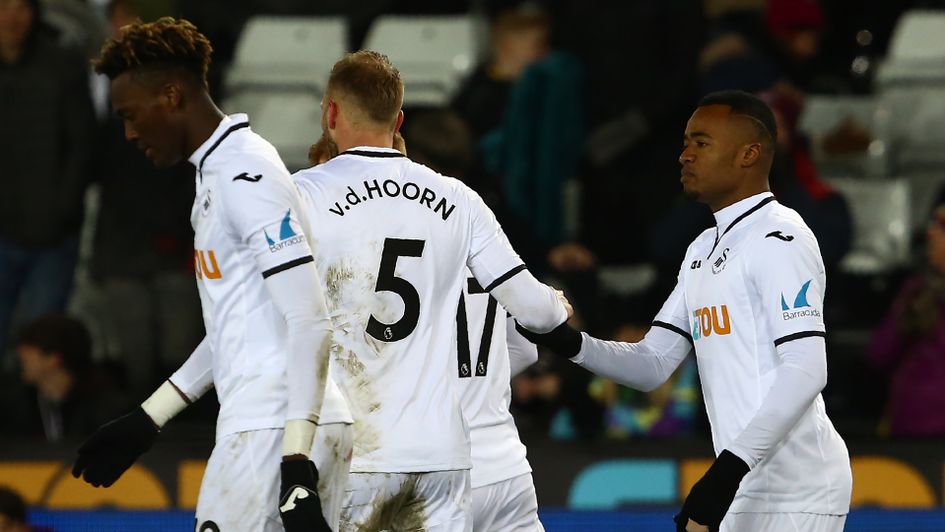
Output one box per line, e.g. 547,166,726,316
655,192,851,514
292,147,527,473
186,114,351,439
454,271,532,489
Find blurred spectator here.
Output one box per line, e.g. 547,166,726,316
452,7,549,141
550,0,703,265
1,314,130,442
700,0,829,95
868,206,945,438
88,0,203,393
402,109,474,181
0,0,96,358
511,352,604,440
588,324,698,439
764,88,852,269
479,47,583,271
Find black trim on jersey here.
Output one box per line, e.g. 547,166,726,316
456,293,472,377
484,264,527,292
339,149,406,158
198,122,250,179
652,320,694,345
773,330,826,347
707,196,777,259
261,256,314,279
467,277,487,294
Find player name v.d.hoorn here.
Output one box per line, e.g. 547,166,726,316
328,179,457,221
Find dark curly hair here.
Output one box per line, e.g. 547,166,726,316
93,16,213,89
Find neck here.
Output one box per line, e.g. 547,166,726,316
334,130,394,154
39,370,73,402
183,92,226,157
709,179,770,212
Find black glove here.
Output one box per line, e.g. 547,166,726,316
72,407,159,487
514,321,582,358
674,450,750,530
279,459,331,532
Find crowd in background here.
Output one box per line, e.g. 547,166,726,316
2,0,945,452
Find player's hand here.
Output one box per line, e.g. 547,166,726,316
72,407,159,487
555,290,574,319
686,519,710,532
279,459,331,532
674,450,749,530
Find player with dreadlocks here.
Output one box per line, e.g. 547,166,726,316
70,17,353,532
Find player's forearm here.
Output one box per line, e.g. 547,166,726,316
574,327,691,392
491,270,567,333
727,336,828,469
261,262,333,457
168,337,214,403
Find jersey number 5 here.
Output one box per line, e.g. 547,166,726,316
367,238,425,343
456,277,498,378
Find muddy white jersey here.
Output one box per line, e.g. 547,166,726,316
292,147,528,473
655,192,850,514
454,271,532,489
184,114,351,440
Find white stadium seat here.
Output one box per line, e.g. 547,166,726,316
226,16,347,93
827,178,911,274
876,10,945,87
363,15,478,106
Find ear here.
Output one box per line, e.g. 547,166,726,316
160,82,183,110
741,142,762,168
327,100,339,130
393,110,405,134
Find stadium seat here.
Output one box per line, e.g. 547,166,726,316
827,178,911,274
225,16,347,93
877,87,945,171
222,91,322,171
363,15,479,106
798,95,878,179
876,10,945,88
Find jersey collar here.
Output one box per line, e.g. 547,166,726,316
705,192,776,258
712,191,776,232
338,146,406,158
187,113,251,178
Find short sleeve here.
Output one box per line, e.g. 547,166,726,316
464,186,525,291
217,156,313,274
750,228,826,347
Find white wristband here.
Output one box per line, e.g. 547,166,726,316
141,381,189,429
283,419,317,458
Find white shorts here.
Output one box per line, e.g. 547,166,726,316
340,470,471,531
195,423,353,532
721,512,847,532
471,473,543,532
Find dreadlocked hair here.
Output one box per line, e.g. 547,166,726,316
93,17,213,89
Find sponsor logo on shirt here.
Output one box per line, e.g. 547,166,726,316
691,305,731,340
195,249,222,280
781,279,822,320
264,210,306,253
